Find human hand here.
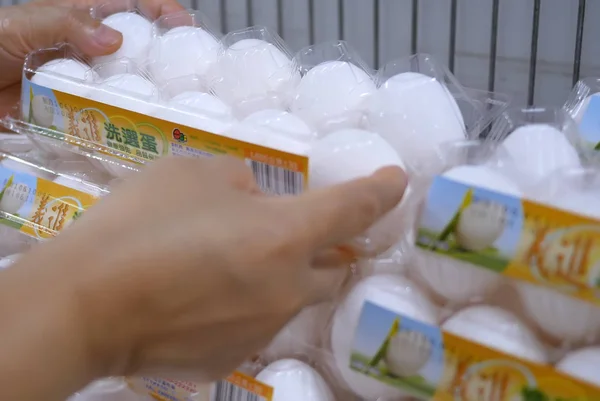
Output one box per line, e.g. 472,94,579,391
0,0,184,115
13,156,406,392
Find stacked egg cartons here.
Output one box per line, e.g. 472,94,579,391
17,1,600,400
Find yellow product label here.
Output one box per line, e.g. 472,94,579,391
0,166,98,239
416,176,600,305
215,371,273,401
353,301,600,400
23,79,308,196
434,333,596,401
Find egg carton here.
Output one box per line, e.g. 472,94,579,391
182,260,600,401
68,377,153,401
4,3,506,183
0,152,108,246
318,268,600,401
564,77,600,156
334,118,600,398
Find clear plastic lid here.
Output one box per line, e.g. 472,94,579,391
212,26,299,118
291,41,375,135
148,10,222,89
488,107,584,189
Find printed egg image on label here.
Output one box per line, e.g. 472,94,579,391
0,179,28,215
455,200,507,252
31,95,55,128
384,329,432,378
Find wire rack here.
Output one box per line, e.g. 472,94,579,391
6,0,596,107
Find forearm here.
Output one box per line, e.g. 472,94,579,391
0,247,102,401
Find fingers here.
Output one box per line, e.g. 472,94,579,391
306,265,350,304
37,0,184,20
2,5,122,58
294,166,408,249
142,156,259,194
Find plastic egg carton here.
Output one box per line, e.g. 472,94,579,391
360,107,600,398
4,1,506,184
0,152,108,250
564,77,600,157
67,377,153,401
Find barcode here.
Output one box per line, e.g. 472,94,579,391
211,381,265,401
245,159,304,195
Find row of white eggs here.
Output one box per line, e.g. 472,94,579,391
74,10,468,138
259,273,600,401
29,52,467,175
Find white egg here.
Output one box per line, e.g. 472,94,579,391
256,359,334,401
92,13,153,76
291,61,375,133
29,59,95,137
227,110,313,155
31,59,94,92
516,282,600,345
499,124,581,186
367,72,465,174
261,303,330,362
413,165,519,304
213,39,299,115
244,109,315,141
556,347,600,387
68,377,141,401
442,305,547,363
92,73,159,116
54,175,105,198
0,134,33,154
331,274,437,399
309,129,410,255
148,26,220,86
0,253,20,269
159,91,235,134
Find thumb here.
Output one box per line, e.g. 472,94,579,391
4,4,122,58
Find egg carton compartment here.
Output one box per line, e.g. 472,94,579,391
317,263,600,401
213,26,298,119
409,133,600,304
0,152,107,245
7,11,507,193
366,53,509,177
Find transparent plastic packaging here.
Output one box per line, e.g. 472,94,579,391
487,107,584,189
147,10,222,92
410,140,516,306
515,167,600,347
290,41,376,134
0,152,108,247
564,78,600,154
212,26,299,118
327,274,438,400
90,0,154,78
68,377,150,401
365,54,507,177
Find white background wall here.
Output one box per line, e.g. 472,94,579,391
6,0,598,107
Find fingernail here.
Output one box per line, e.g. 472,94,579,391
92,23,122,47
